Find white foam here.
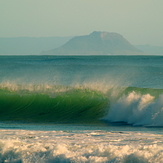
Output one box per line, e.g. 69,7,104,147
0,129,163,162
105,91,163,126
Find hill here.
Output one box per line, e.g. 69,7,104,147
0,37,72,55
42,31,143,55
135,44,163,55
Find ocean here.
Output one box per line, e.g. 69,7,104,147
0,55,163,162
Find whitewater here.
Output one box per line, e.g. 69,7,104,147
1,55,163,162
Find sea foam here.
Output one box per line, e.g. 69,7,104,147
105,91,163,126
0,129,163,162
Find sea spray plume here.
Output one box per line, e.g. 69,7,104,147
0,81,73,97
72,76,129,95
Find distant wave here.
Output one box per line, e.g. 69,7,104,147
1,82,163,126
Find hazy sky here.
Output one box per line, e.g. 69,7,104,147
0,0,163,46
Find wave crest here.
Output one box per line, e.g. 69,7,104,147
104,91,163,126
1,82,163,127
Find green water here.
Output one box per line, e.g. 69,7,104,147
0,87,108,123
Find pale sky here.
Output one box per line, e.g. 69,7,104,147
0,0,163,46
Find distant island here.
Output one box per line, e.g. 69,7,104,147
1,32,163,55
41,31,143,55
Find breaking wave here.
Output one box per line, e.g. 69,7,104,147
1,82,163,126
